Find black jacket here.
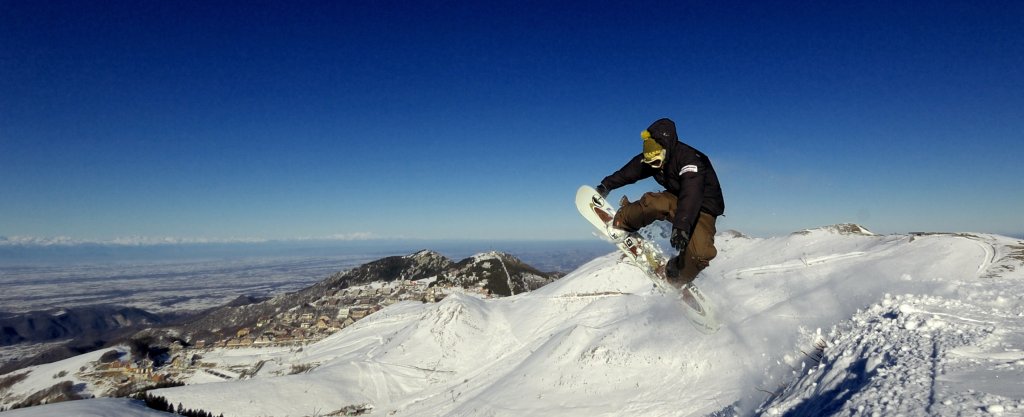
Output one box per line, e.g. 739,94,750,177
600,118,725,235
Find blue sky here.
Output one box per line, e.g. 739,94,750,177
1,0,1022,242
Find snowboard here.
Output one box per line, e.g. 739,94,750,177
575,185,719,334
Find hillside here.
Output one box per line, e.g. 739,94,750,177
0,250,561,411
168,250,557,347
4,227,1022,416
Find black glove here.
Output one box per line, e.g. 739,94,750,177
670,228,690,250
595,184,610,198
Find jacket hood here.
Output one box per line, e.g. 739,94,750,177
646,118,678,148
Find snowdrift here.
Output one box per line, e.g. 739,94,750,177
7,228,1023,416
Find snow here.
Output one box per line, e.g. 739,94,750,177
1,346,129,407
0,397,172,416
5,228,1023,416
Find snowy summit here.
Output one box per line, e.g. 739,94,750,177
3,226,1023,417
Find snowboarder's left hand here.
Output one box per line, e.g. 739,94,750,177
670,228,690,250
595,184,610,198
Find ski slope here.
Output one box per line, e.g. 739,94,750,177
5,227,1023,416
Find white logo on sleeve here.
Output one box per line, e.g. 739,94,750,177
680,165,699,175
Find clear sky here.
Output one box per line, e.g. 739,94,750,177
2,0,1022,242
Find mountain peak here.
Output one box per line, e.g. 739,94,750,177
470,251,523,263
405,249,444,259
794,223,875,236
432,251,555,297
720,229,750,239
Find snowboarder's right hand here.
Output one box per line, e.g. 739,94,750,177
670,228,690,250
595,184,610,198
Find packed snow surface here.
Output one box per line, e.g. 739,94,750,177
0,398,171,416
7,229,1024,416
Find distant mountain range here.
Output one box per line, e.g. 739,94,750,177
0,306,165,346
0,306,179,374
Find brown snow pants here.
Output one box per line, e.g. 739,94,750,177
613,191,718,286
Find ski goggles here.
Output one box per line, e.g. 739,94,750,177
641,130,665,168
643,149,666,168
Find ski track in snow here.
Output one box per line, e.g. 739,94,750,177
4,229,1024,417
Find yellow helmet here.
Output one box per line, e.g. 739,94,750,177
641,130,666,168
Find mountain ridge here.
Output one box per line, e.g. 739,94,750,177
169,249,559,347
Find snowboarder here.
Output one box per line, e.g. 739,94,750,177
595,118,725,287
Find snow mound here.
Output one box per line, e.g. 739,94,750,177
13,231,1024,417
151,253,717,416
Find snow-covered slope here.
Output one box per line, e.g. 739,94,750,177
6,228,1024,416
0,397,172,416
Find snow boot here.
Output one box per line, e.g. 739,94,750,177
665,255,696,288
